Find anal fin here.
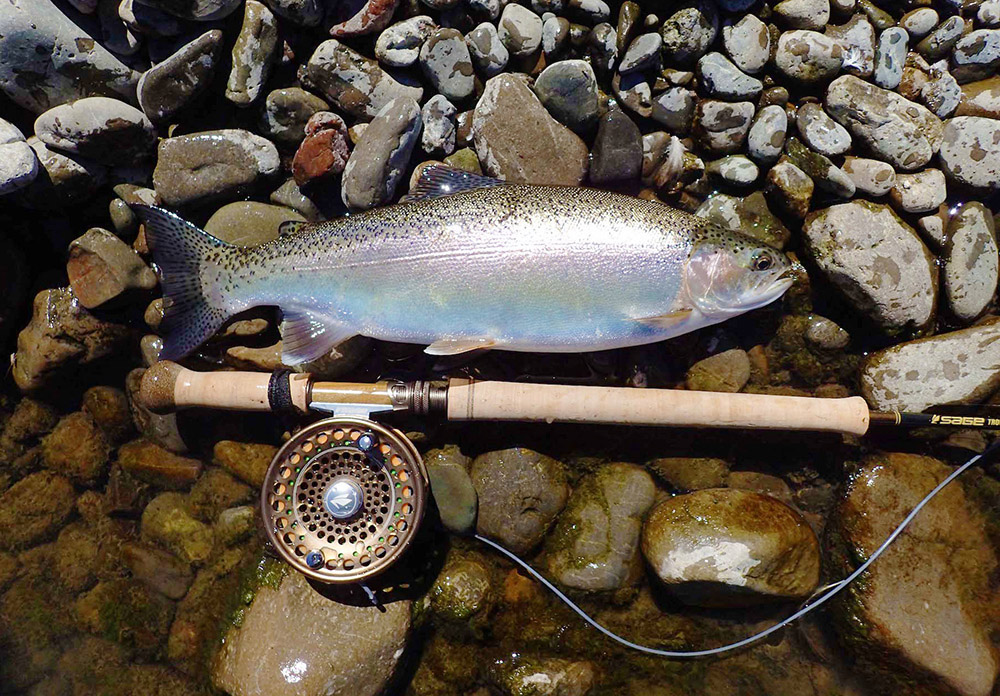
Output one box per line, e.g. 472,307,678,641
632,309,693,329
424,337,497,355
279,306,356,365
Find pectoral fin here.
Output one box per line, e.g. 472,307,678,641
279,306,356,365
424,338,497,355
632,309,694,329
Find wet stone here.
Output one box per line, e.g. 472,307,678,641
589,107,641,184
188,468,252,522
120,0,183,36
981,0,1000,27
615,0,640,54
766,159,814,218
424,446,477,534
419,29,474,102
619,32,661,74
213,440,277,487
0,119,38,195
82,385,134,446
943,203,998,323
646,457,730,492
957,77,1000,119
697,52,763,101
40,412,109,486
938,116,1000,191
589,22,618,78
747,105,788,163
473,73,588,185
122,542,194,600
784,136,855,197
153,129,280,207
795,102,851,156
774,0,830,31
722,14,770,75
950,29,1000,84
271,177,324,221
775,30,844,83
641,488,820,607
874,28,907,89
262,0,323,26
686,348,752,392
917,206,950,251
125,368,188,454
825,13,874,78
259,87,330,148
804,201,937,334
67,227,157,308
842,156,895,196
34,96,154,166
421,95,457,155
705,156,758,186
660,0,719,66
693,100,755,155
205,201,306,245
916,16,965,62
342,96,422,211
376,15,436,67
292,111,351,186
488,655,597,696
825,75,944,171
299,39,424,120
135,0,241,20
889,168,946,214
545,463,655,592
695,190,791,249
226,0,279,107
499,4,543,58
118,439,203,490
141,492,214,565
534,60,598,133
471,447,569,554
18,137,106,209
429,552,494,627
542,15,570,57
467,22,509,77
651,86,696,133
0,472,76,551
900,8,938,40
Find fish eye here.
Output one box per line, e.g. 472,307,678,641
751,251,773,272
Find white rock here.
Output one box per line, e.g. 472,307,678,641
943,203,998,323
889,168,946,214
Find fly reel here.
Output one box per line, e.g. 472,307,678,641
260,417,428,584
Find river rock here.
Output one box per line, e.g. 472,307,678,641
900,8,937,39
825,75,943,170
118,439,203,489
747,105,788,163
18,136,108,210
33,96,154,166
542,15,570,57
259,88,330,148
141,492,214,565
686,348,752,392
471,447,569,554
472,73,588,185
205,201,306,245
938,116,1000,191
916,16,965,62
488,655,597,696
498,3,543,58
428,552,494,629
784,136,855,197
376,15,435,67
420,95,456,156
261,0,322,26
41,412,109,486
420,28,475,101
826,453,998,696
860,319,1000,412
619,32,661,74
67,227,157,308
534,60,598,132
874,27,907,89
803,201,937,334
775,0,830,30
133,0,241,20
589,107,641,183
641,488,820,607
722,14,770,75
424,446,477,534
660,0,718,66
293,111,351,185
342,97,421,211
299,39,423,120
0,471,76,551
842,156,895,195
651,86,696,132
13,287,131,392
825,13,874,77
956,76,1000,119
697,52,762,101
137,30,222,122
589,22,618,78
467,22,509,77
213,570,411,696
0,119,38,195
951,29,1000,84
545,463,655,592
766,159,813,218
889,168,946,213
943,203,998,323
153,129,280,207
226,0,279,106
695,191,791,249
0,0,140,113
775,30,844,83
795,102,851,156
693,100,754,155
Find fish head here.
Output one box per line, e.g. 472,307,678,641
685,227,795,318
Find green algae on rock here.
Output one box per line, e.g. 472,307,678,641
141,492,215,565
41,411,110,485
75,578,175,659
424,445,478,534
0,471,76,551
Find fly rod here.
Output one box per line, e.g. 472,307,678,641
139,359,992,434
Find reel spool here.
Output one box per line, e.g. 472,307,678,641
260,417,428,584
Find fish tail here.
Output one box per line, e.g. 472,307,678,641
132,205,234,361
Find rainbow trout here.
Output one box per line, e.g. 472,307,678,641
135,165,794,365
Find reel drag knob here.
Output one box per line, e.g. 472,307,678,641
260,417,428,583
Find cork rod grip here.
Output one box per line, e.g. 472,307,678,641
139,361,310,414
446,379,872,435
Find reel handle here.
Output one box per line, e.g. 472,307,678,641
140,361,310,414
447,379,872,435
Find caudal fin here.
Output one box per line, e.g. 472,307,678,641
133,205,233,361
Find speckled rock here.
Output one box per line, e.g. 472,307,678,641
747,105,788,163
651,86,696,132
292,111,351,185
545,463,655,592
424,446,477,534
641,488,820,607
122,542,193,600
951,29,1000,84
467,24,509,80
981,0,1000,27
842,156,895,196
153,129,280,207
874,27,907,89
67,227,157,308
938,116,1000,191
697,52,762,101
784,136,855,197
213,440,277,487
542,15,570,57
418,28,475,102
0,0,140,113
589,107,641,183
133,0,241,20
706,155,759,186
137,30,223,122
619,32,661,74
0,119,38,195
376,15,436,67
825,13,874,77
141,492,214,565
943,203,998,323
420,95,457,155
226,0,279,106
861,319,1000,412
589,22,618,77
916,16,965,62
342,96,421,211
889,168,946,214
775,0,830,30
795,102,851,156
472,447,569,554
766,159,814,218
299,39,423,120
900,8,937,39
0,472,76,551
205,201,306,245
660,0,718,66
499,4,543,58
473,73,588,184
825,75,943,170
827,453,998,696
803,201,937,334
82,385,134,446
428,552,494,627
957,76,1000,119
13,287,131,392
775,30,844,83
260,88,330,147
213,570,411,696
917,206,950,251
722,14,770,74
17,137,106,209
534,60,598,132
693,99,754,155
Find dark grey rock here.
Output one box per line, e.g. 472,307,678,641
589,107,641,184
533,59,599,132
138,30,223,122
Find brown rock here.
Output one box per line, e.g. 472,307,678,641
212,440,277,487
956,76,1000,119
41,412,110,485
646,457,730,491
67,227,157,308
117,439,203,489
292,111,351,185
0,471,76,551
82,386,135,445
685,348,751,392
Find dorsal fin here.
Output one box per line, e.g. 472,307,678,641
401,164,505,203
